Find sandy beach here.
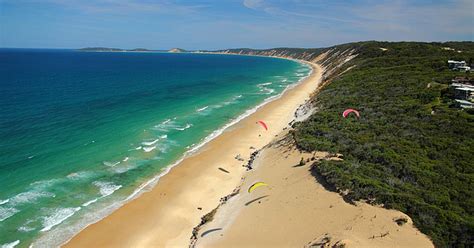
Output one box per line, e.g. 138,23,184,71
194,139,434,248
65,60,322,247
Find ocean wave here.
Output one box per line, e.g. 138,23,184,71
223,95,243,105
81,198,98,207
103,161,120,167
257,82,272,86
142,133,168,146
196,106,209,112
153,120,179,132
111,164,137,174
30,179,62,189
123,157,129,162
142,139,159,146
66,171,95,180
143,146,156,152
83,182,122,207
257,88,275,95
8,191,55,206
0,206,20,222
0,240,20,248
93,181,122,197
18,225,35,232
41,207,81,232
175,123,192,131
18,219,35,232
257,82,275,95
0,199,9,205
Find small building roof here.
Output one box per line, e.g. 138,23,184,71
455,87,474,91
455,99,474,104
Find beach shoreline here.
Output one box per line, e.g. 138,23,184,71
63,58,322,247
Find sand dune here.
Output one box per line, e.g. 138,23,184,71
194,139,434,248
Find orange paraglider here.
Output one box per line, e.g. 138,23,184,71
257,120,268,130
342,109,360,118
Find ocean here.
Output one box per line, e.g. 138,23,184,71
0,49,311,247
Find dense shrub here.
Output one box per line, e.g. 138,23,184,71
293,41,474,247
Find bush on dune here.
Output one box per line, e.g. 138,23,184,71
292,41,474,247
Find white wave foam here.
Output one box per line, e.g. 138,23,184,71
18,219,35,232
0,206,20,222
135,146,142,150
257,82,272,86
111,164,136,174
0,199,9,205
81,198,98,207
223,94,243,105
175,123,192,131
83,182,122,207
93,181,122,197
123,157,129,162
0,240,20,248
196,106,208,112
9,191,55,205
162,119,171,124
143,146,156,152
103,161,120,167
30,179,61,189
41,207,81,232
153,120,179,132
67,171,95,180
142,139,159,146
257,82,275,95
18,225,35,232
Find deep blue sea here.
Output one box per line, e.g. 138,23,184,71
0,49,310,247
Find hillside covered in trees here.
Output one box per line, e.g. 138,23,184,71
220,42,474,247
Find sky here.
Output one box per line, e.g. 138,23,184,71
0,0,473,49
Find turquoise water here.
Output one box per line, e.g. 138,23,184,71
0,49,311,247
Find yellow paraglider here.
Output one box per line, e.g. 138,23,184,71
248,182,268,193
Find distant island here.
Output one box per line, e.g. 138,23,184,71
77,47,186,53
168,48,187,53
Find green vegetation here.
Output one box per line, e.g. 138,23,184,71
292,41,474,247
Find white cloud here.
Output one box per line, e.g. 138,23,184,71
243,0,265,10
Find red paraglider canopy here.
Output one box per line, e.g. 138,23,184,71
257,120,268,130
342,109,360,118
